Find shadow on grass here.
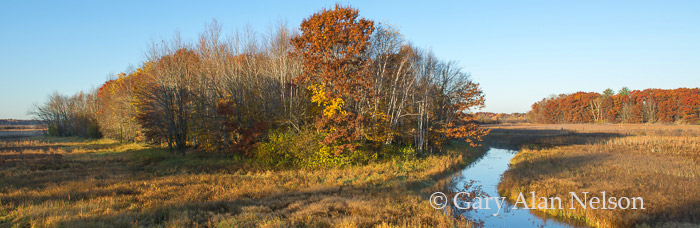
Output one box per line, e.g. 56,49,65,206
499,152,612,190
638,199,700,226
484,127,625,150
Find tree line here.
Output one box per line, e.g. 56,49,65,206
474,112,527,124
32,5,488,166
529,87,700,124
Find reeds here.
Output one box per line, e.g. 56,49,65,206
496,124,700,227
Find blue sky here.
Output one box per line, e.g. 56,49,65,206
1,0,698,119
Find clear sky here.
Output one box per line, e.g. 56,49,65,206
1,0,699,119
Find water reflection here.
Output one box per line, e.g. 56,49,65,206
447,148,584,228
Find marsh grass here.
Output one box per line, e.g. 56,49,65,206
493,124,700,228
0,131,480,227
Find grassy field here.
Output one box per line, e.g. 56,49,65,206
0,130,484,228
492,123,700,228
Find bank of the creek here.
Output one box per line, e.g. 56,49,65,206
446,147,587,228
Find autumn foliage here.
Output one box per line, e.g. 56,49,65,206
291,5,375,154
292,5,375,99
33,5,488,165
96,64,151,142
529,88,700,124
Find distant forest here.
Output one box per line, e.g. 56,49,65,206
474,112,527,124
528,87,700,124
0,119,42,126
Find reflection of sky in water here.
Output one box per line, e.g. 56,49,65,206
450,148,583,228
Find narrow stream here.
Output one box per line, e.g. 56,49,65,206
448,148,585,228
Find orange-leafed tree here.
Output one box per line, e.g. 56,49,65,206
291,4,375,101
96,64,151,142
445,81,490,147
291,4,375,154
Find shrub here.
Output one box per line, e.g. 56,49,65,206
301,145,351,168
379,144,416,161
254,128,395,168
254,128,321,168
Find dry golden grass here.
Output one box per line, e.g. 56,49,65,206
493,124,700,228
0,132,480,228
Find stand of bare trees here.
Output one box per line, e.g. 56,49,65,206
32,91,101,138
